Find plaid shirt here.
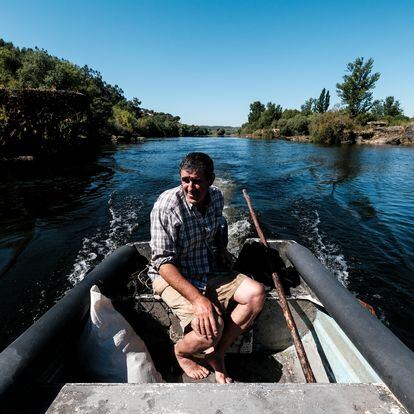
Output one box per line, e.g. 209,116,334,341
148,185,224,290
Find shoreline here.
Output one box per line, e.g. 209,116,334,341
241,122,414,146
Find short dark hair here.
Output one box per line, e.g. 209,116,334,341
179,152,214,180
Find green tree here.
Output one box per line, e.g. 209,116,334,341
248,101,265,123
257,102,283,128
301,98,316,116
382,96,403,117
17,49,55,88
112,105,139,133
314,88,330,113
371,96,404,118
371,99,383,116
281,109,301,119
43,60,85,90
336,57,380,117
217,128,225,136
0,47,22,87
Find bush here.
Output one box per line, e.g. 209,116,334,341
288,115,310,135
355,112,377,126
276,118,291,136
112,105,138,134
281,109,301,119
309,112,355,144
277,115,310,136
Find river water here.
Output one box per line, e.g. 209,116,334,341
1,137,414,352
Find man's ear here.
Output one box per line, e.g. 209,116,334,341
209,173,215,186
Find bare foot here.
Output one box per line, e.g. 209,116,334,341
174,345,210,380
206,353,233,384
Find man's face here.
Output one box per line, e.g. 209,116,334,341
180,169,213,206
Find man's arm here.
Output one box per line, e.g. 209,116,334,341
150,198,221,339
159,263,221,339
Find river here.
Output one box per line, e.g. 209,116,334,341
1,137,414,352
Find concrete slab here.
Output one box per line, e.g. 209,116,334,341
47,383,407,414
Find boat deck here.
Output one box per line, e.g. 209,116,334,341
47,383,408,414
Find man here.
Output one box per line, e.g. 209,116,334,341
148,152,265,383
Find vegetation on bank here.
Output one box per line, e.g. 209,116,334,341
240,57,412,144
0,38,208,158
0,89,95,160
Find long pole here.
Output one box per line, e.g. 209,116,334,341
242,189,316,383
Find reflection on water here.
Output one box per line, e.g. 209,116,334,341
1,138,414,353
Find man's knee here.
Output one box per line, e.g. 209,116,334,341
247,281,266,312
234,277,266,311
190,313,224,347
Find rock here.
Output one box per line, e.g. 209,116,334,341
111,135,146,144
358,123,414,146
403,124,414,143
284,135,310,143
272,128,281,138
111,135,129,144
15,155,34,161
367,120,389,127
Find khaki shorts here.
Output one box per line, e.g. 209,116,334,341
153,272,247,332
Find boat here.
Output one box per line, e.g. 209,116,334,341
0,238,413,413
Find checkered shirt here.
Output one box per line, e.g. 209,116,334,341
148,185,224,290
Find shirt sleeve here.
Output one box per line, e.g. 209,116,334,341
150,199,180,272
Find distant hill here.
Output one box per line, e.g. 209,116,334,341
200,125,239,130
199,125,240,135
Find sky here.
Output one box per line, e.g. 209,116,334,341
1,0,413,126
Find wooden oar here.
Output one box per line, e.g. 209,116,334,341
242,189,316,383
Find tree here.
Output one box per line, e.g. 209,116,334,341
371,99,383,116
0,47,22,87
248,101,265,123
371,96,404,117
314,88,330,113
257,102,283,128
382,96,403,117
301,98,316,115
324,90,330,112
281,109,301,119
43,60,85,90
17,50,55,88
336,57,380,117
265,102,283,121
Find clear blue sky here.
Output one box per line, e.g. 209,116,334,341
1,0,413,126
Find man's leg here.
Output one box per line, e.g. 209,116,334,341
155,280,224,379
207,277,265,383
175,315,223,379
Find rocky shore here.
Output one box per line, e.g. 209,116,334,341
355,123,414,145
247,122,414,146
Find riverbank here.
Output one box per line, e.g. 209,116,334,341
245,122,414,146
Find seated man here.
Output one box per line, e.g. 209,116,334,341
148,152,265,383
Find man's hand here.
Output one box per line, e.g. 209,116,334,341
191,295,222,339
158,263,222,339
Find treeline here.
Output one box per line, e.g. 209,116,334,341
240,57,411,144
0,38,208,144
